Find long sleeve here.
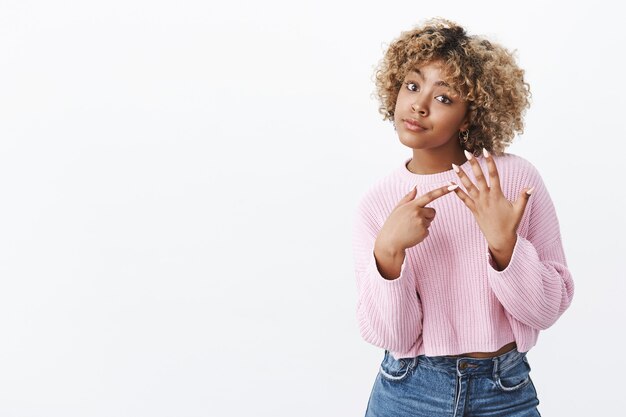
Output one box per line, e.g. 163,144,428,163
352,196,423,353
486,165,575,330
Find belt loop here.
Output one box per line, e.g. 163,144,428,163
491,354,500,380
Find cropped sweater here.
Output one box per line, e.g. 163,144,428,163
352,153,575,359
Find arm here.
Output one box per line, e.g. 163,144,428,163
486,167,575,330
352,198,423,352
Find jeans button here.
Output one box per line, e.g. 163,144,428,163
459,362,467,370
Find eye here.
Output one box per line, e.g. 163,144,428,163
436,95,452,104
404,82,419,92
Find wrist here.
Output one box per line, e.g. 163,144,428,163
375,238,404,258
487,235,517,271
373,239,406,280
488,233,517,254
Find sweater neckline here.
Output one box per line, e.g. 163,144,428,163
398,156,474,185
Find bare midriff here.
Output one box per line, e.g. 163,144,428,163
444,341,517,359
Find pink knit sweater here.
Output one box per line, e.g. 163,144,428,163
352,153,575,359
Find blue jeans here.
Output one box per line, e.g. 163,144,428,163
364,347,541,417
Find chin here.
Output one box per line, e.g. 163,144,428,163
398,135,431,149
399,132,453,150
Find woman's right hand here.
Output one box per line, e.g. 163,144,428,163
376,184,458,252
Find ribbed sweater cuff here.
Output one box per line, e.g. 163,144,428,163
485,234,555,329
487,234,540,279
369,249,410,285
357,251,422,351
486,233,539,282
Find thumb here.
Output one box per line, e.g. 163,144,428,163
515,186,534,214
398,185,418,205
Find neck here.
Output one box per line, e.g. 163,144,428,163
407,147,469,175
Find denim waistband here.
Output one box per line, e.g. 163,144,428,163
416,346,527,377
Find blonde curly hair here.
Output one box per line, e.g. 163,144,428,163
374,17,531,156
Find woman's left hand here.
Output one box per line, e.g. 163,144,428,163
449,149,533,268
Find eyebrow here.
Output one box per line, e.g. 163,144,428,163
409,69,450,88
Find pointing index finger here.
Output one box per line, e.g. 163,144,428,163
413,184,457,207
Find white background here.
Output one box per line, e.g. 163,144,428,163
0,0,623,416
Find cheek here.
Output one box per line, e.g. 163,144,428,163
394,93,405,110
394,93,413,116
437,108,467,128
393,97,405,119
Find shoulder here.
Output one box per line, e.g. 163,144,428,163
354,164,406,223
492,152,541,175
491,152,545,185
494,152,557,221
358,173,397,204
480,152,554,209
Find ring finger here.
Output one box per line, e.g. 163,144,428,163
452,163,479,198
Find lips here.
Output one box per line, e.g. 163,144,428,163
403,119,427,131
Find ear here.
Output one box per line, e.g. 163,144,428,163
459,108,471,131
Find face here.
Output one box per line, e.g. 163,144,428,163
394,60,470,152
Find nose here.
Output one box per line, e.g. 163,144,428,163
411,97,428,116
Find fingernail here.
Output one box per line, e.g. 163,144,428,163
482,148,490,158
452,163,460,173
464,149,473,160
526,187,535,195
447,184,459,191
